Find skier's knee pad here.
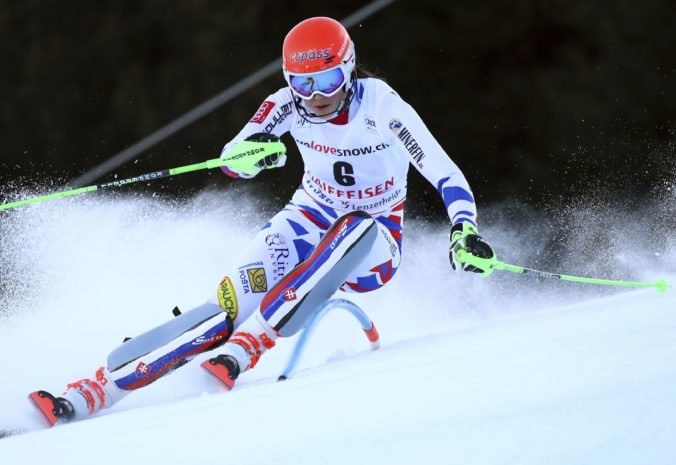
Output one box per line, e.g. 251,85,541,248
260,210,379,337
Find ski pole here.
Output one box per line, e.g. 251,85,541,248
494,259,671,293
0,140,286,212
455,250,671,293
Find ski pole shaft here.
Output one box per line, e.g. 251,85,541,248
0,140,285,212
494,260,671,293
1,168,173,211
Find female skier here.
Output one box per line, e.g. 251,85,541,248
29,16,496,426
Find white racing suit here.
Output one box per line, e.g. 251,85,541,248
59,78,478,419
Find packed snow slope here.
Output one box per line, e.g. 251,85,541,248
1,185,675,464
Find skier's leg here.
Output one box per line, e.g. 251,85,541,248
105,303,234,391
205,188,363,329
30,302,235,424
107,302,228,371
203,210,381,387
30,191,328,425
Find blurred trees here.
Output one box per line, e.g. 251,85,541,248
1,0,675,213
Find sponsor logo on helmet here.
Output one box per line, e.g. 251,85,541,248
389,118,403,134
250,101,275,124
217,276,238,320
290,49,331,63
336,37,350,61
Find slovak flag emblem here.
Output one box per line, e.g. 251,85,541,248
283,287,297,301
136,362,151,377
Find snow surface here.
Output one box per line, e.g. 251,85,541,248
1,186,675,464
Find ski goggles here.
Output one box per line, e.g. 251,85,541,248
285,66,347,100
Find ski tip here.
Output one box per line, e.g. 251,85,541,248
28,391,58,427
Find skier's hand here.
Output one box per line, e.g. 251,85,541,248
449,222,496,277
221,133,287,179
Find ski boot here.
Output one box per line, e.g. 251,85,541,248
28,367,124,427
201,354,241,390
28,391,75,427
201,317,278,390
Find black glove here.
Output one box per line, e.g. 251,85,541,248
449,223,496,276
245,133,286,170
220,133,287,179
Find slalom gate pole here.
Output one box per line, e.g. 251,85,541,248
0,140,286,212
278,298,381,381
494,260,671,293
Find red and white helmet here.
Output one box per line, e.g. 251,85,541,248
282,17,356,100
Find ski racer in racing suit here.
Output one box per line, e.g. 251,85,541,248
28,16,497,426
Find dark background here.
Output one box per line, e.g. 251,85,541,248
1,0,675,217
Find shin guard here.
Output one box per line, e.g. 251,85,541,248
205,211,378,386
261,210,378,337
107,303,233,391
